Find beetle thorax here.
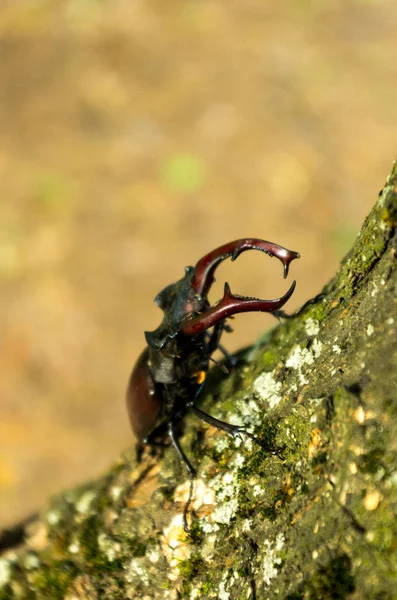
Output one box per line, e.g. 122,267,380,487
148,333,208,387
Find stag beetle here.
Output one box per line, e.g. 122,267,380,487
126,238,299,531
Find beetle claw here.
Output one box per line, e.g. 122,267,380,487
191,238,300,297
181,280,297,335
231,430,244,443
181,238,299,335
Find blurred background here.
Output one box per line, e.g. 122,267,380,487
1,0,396,530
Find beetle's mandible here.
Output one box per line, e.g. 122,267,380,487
126,238,299,531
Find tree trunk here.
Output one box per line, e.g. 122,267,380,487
1,163,397,600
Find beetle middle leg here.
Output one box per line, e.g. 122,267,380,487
187,402,263,447
206,324,238,372
168,422,196,533
214,342,238,369
187,381,281,452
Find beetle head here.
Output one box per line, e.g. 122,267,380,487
145,239,300,348
144,266,202,350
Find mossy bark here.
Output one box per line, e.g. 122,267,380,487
1,164,397,600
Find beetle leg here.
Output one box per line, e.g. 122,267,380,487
168,422,196,533
191,238,300,297
187,402,268,448
290,292,327,318
271,293,327,322
206,324,233,358
205,329,238,371
182,280,296,336
205,326,231,373
214,341,238,368
218,347,237,368
206,325,235,359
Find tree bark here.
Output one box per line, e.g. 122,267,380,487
1,163,397,600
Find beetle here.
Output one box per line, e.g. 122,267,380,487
126,238,299,531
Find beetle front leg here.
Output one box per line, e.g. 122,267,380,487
214,341,238,370
271,293,327,322
205,322,224,355
205,324,238,372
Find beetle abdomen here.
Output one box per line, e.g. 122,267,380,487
126,348,161,441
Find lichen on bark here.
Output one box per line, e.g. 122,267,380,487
1,163,397,600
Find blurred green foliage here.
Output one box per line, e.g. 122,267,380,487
160,153,207,194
